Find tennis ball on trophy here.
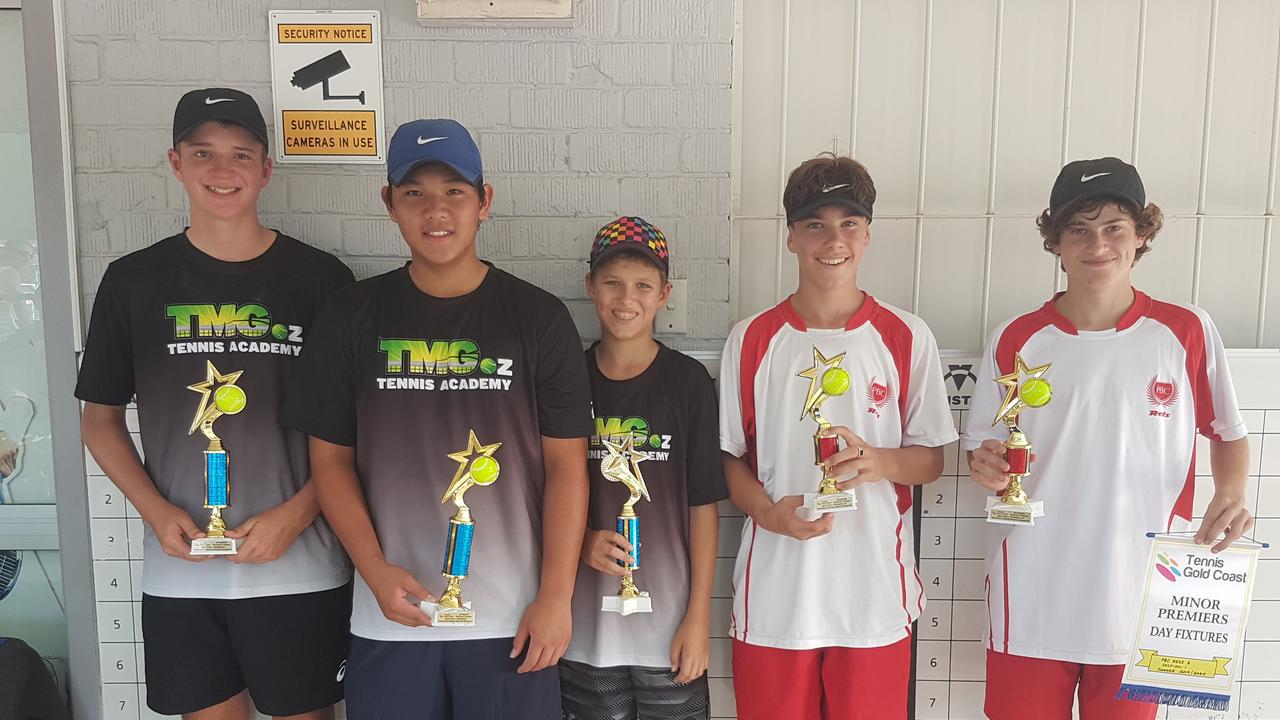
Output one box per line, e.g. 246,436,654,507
821,368,851,397
213,385,247,415
479,357,498,375
470,456,500,485
271,324,289,341
1019,378,1052,408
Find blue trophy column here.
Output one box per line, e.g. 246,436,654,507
616,515,640,571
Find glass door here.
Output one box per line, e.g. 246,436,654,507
0,0,69,691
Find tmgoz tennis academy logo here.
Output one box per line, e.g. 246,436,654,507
165,303,305,357
376,338,514,392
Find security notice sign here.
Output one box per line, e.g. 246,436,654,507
268,10,385,163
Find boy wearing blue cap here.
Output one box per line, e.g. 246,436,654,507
281,119,594,719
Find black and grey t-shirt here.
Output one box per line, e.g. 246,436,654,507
564,343,727,668
75,232,355,599
280,264,594,642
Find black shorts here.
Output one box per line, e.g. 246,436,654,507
559,658,710,720
344,635,561,720
141,582,352,716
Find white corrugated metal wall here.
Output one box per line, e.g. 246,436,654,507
721,2,1280,718
731,0,1280,351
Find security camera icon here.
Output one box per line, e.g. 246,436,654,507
291,50,366,105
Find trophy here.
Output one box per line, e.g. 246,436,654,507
797,347,856,513
420,430,501,626
186,361,247,555
985,353,1053,526
600,433,652,616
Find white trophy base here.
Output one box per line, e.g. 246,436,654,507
189,537,237,556
804,490,857,514
601,592,652,616
420,600,476,626
985,496,1045,526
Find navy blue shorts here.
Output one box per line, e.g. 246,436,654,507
345,635,561,720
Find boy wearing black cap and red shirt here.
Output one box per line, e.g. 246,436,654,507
963,158,1254,719
718,155,955,719
77,89,355,720
281,119,593,720
559,218,727,719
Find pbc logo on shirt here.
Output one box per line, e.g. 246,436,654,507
866,377,892,418
1146,376,1179,418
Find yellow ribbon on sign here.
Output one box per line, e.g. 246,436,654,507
1136,649,1231,678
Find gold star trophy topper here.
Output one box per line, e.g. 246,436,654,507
600,433,653,615
986,353,1053,526
797,347,856,513
422,430,501,626
186,360,247,555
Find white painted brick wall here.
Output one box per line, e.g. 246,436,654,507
66,0,734,346
510,87,625,129
101,40,220,82
569,133,682,173
573,43,674,86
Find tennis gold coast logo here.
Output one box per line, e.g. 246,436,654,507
165,303,304,357
376,338,514,391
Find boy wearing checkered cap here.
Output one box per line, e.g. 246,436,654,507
560,218,727,720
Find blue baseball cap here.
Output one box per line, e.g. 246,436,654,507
387,119,483,185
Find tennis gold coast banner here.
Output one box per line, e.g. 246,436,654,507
1119,534,1264,711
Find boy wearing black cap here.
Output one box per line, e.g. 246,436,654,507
718,154,955,719
77,88,355,720
559,218,726,719
963,158,1253,720
281,119,593,720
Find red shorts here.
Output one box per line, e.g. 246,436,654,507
730,635,911,720
985,650,1158,720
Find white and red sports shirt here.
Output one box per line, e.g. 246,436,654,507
961,291,1246,664
719,295,957,650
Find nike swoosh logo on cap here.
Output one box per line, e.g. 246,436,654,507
821,183,850,193
205,97,234,105
417,136,447,145
1080,172,1112,182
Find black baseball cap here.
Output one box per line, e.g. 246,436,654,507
784,169,875,224
786,185,873,224
1048,157,1146,221
173,88,269,149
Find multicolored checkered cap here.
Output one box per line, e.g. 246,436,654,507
589,216,670,274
